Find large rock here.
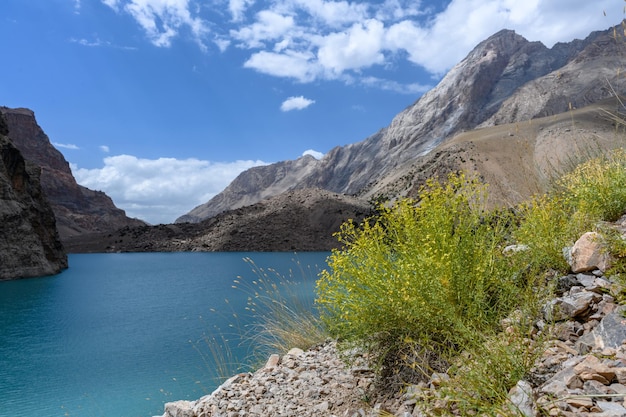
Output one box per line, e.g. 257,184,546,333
569,231,612,273
0,107,145,241
0,115,67,279
577,307,626,354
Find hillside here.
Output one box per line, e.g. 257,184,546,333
64,188,373,253
362,98,626,207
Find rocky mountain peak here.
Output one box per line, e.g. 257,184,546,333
480,22,626,126
178,23,615,224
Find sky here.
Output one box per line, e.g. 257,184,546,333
1,1,624,224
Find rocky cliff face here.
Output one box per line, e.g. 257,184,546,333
0,113,67,280
178,23,624,224
0,107,145,240
480,27,626,126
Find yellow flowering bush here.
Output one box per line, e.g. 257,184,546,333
316,173,522,370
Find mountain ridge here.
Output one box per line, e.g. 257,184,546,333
178,23,624,224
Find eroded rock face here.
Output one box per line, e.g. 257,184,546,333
0,107,145,240
0,116,67,280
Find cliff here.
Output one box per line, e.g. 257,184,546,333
0,113,67,280
0,107,145,241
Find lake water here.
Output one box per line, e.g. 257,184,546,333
0,252,330,417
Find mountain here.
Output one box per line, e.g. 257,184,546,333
178,22,625,224
64,188,373,252
0,113,67,280
0,107,145,241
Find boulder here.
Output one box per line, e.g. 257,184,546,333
569,232,612,273
576,307,626,354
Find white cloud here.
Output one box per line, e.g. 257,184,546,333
102,0,209,49
100,145,110,153
317,19,386,75
302,149,324,159
244,50,320,82
289,0,369,28
72,154,267,224
229,0,255,22
360,76,432,95
101,0,120,10
280,96,315,111
231,10,295,48
101,0,624,90
70,36,137,50
54,142,80,150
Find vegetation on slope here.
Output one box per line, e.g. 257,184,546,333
315,137,626,414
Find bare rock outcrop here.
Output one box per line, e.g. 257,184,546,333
0,113,67,280
480,26,626,127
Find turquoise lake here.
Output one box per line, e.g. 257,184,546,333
0,252,330,417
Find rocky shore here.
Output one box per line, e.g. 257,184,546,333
160,219,626,417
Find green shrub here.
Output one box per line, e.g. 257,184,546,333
316,173,524,383
512,194,574,272
558,149,626,223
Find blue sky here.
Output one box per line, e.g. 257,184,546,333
1,0,623,224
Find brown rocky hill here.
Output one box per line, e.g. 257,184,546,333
0,107,145,241
178,22,625,224
63,188,373,253
361,98,626,207
0,113,67,280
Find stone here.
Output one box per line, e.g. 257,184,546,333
556,292,602,320
595,400,626,416
576,307,626,353
508,380,536,417
564,396,594,408
575,273,596,288
287,347,304,356
574,355,615,385
503,244,530,254
569,232,612,273
556,275,580,295
164,401,195,417
264,354,280,369
541,366,578,397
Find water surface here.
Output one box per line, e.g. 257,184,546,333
0,252,328,417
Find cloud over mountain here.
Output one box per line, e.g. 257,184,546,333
73,154,267,224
